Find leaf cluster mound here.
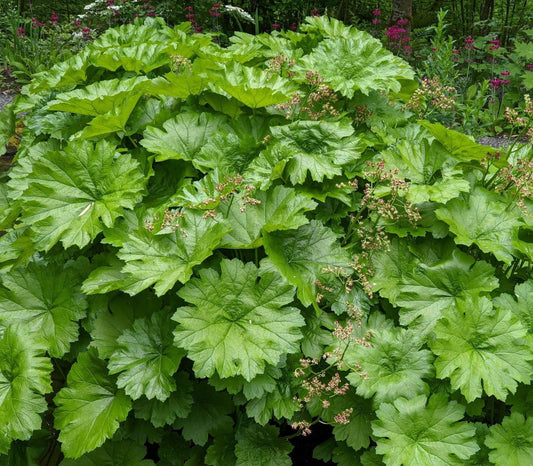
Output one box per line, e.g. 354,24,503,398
0,14,532,466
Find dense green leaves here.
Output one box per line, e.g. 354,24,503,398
219,185,317,248
373,241,498,334
345,327,434,404
381,136,470,203
263,220,350,306
0,260,87,357
173,259,304,380
0,327,52,454
485,413,533,465
60,440,155,466
299,35,414,97
216,62,298,108
1,13,532,464
141,112,227,163
431,296,533,402
235,423,293,466
116,211,230,296
372,394,479,465
436,186,523,264
108,312,185,401
54,350,132,458
173,382,234,446
494,280,533,333
247,120,365,187
19,140,145,251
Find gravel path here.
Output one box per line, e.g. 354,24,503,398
0,93,14,112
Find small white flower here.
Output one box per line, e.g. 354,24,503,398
224,5,255,23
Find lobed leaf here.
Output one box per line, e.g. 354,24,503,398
0,260,88,357
20,140,145,251
108,312,185,401
54,349,132,458
431,296,533,402
372,394,479,465
0,327,52,454
173,259,304,380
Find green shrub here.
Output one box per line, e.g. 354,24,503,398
0,15,532,465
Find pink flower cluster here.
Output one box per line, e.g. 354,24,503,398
82,27,92,40
210,3,221,17
31,18,45,28
372,7,381,24
184,6,201,33
489,38,500,50
490,70,511,89
464,35,475,50
386,25,406,41
386,20,412,54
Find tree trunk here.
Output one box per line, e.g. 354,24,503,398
389,0,413,34
479,0,494,21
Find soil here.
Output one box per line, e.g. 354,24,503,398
0,66,21,96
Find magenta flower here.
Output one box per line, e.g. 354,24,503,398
489,38,500,50
16,27,25,37
464,36,475,50
489,78,501,89
271,23,281,30
397,19,407,25
500,70,510,76
372,9,381,16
